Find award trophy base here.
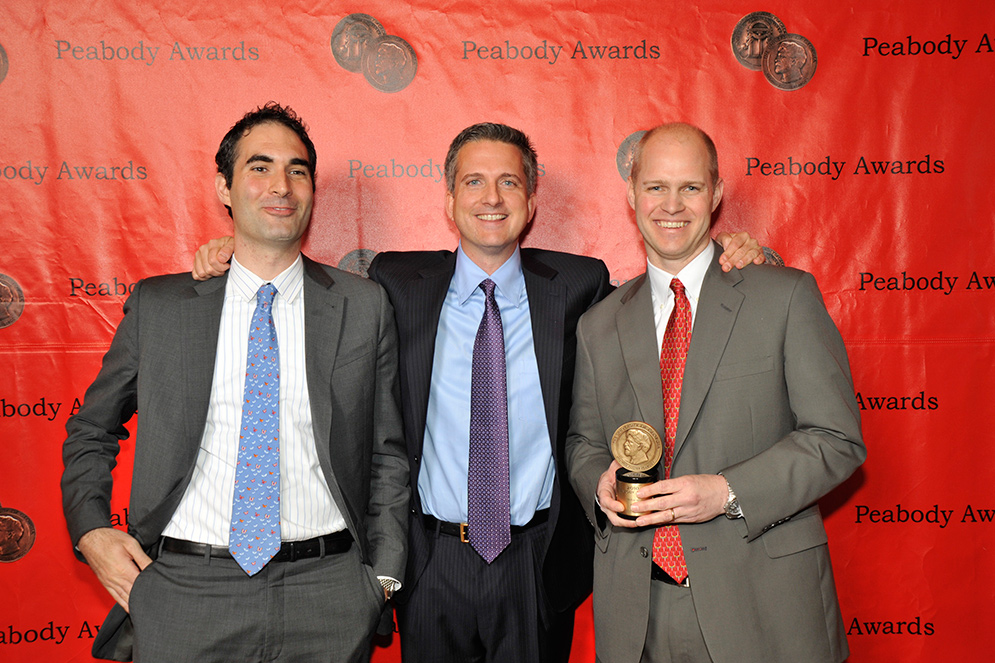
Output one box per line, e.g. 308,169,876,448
616,467,659,520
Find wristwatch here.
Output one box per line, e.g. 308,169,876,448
379,577,398,600
718,474,743,519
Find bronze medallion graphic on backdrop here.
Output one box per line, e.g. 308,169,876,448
0,274,25,328
731,12,786,71
331,14,386,72
338,248,379,278
0,42,8,85
764,34,817,90
331,13,418,92
0,505,36,563
732,12,816,90
616,130,647,181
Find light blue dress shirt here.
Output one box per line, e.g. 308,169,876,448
418,244,555,526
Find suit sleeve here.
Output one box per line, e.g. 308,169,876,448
61,282,143,554
722,272,866,541
363,284,409,581
564,313,615,538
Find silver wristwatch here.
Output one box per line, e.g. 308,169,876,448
719,474,743,519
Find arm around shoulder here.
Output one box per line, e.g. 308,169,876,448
363,283,409,582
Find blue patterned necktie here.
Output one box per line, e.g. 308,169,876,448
229,283,281,575
467,279,511,563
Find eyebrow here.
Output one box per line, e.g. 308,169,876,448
640,177,707,187
245,154,312,173
461,171,523,182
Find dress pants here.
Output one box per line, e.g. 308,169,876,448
638,578,712,663
128,543,385,662
397,521,574,663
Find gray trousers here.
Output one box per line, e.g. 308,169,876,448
128,544,385,662
639,579,712,663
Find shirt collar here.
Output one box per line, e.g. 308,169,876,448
646,241,714,302
453,242,526,308
228,254,305,303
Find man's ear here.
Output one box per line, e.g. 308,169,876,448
445,190,455,222
711,177,724,212
215,173,231,208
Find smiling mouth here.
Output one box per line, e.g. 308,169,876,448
263,205,297,215
654,220,688,229
476,213,507,221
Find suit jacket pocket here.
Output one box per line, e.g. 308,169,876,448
761,506,828,558
714,355,774,381
333,340,375,372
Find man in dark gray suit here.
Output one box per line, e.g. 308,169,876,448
566,122,865,662
62,103,408,662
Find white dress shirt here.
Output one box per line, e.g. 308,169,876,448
162,255,345,545
647,242,715,355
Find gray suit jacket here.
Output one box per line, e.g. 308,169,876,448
566,243,865,663
62,256,408,660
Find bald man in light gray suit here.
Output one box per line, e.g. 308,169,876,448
566,123,864,663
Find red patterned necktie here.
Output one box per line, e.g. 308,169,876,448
652,278,690,582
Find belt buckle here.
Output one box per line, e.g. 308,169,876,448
286,541,298,563
459,522,469,544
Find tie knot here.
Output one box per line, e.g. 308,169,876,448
670,278,686,297
257,283,277,307
479,279,497,299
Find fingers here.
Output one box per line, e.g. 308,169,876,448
192,236,233,280
628,474,729,526
77,528,152,613
597,461,639,529
716,231,765,272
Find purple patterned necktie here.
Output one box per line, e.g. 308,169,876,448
467,279,511,563
229,283,281,576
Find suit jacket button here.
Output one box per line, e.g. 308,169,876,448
640,547,649,558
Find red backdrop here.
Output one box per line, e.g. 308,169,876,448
2,1,993,660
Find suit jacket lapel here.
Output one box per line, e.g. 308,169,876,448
616,275,667,436
301,257,344,485
405,254,455,456
522,253,565,448
182,276,227,450
674,248,744,457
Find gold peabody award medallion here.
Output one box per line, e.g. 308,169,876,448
611,422,663,519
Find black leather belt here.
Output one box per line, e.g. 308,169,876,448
651,563,690,587
423,509,549,543
160,531,352,562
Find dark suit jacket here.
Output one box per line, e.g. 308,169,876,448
368,247,611,615
566,244,866,663
62,256,408,660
